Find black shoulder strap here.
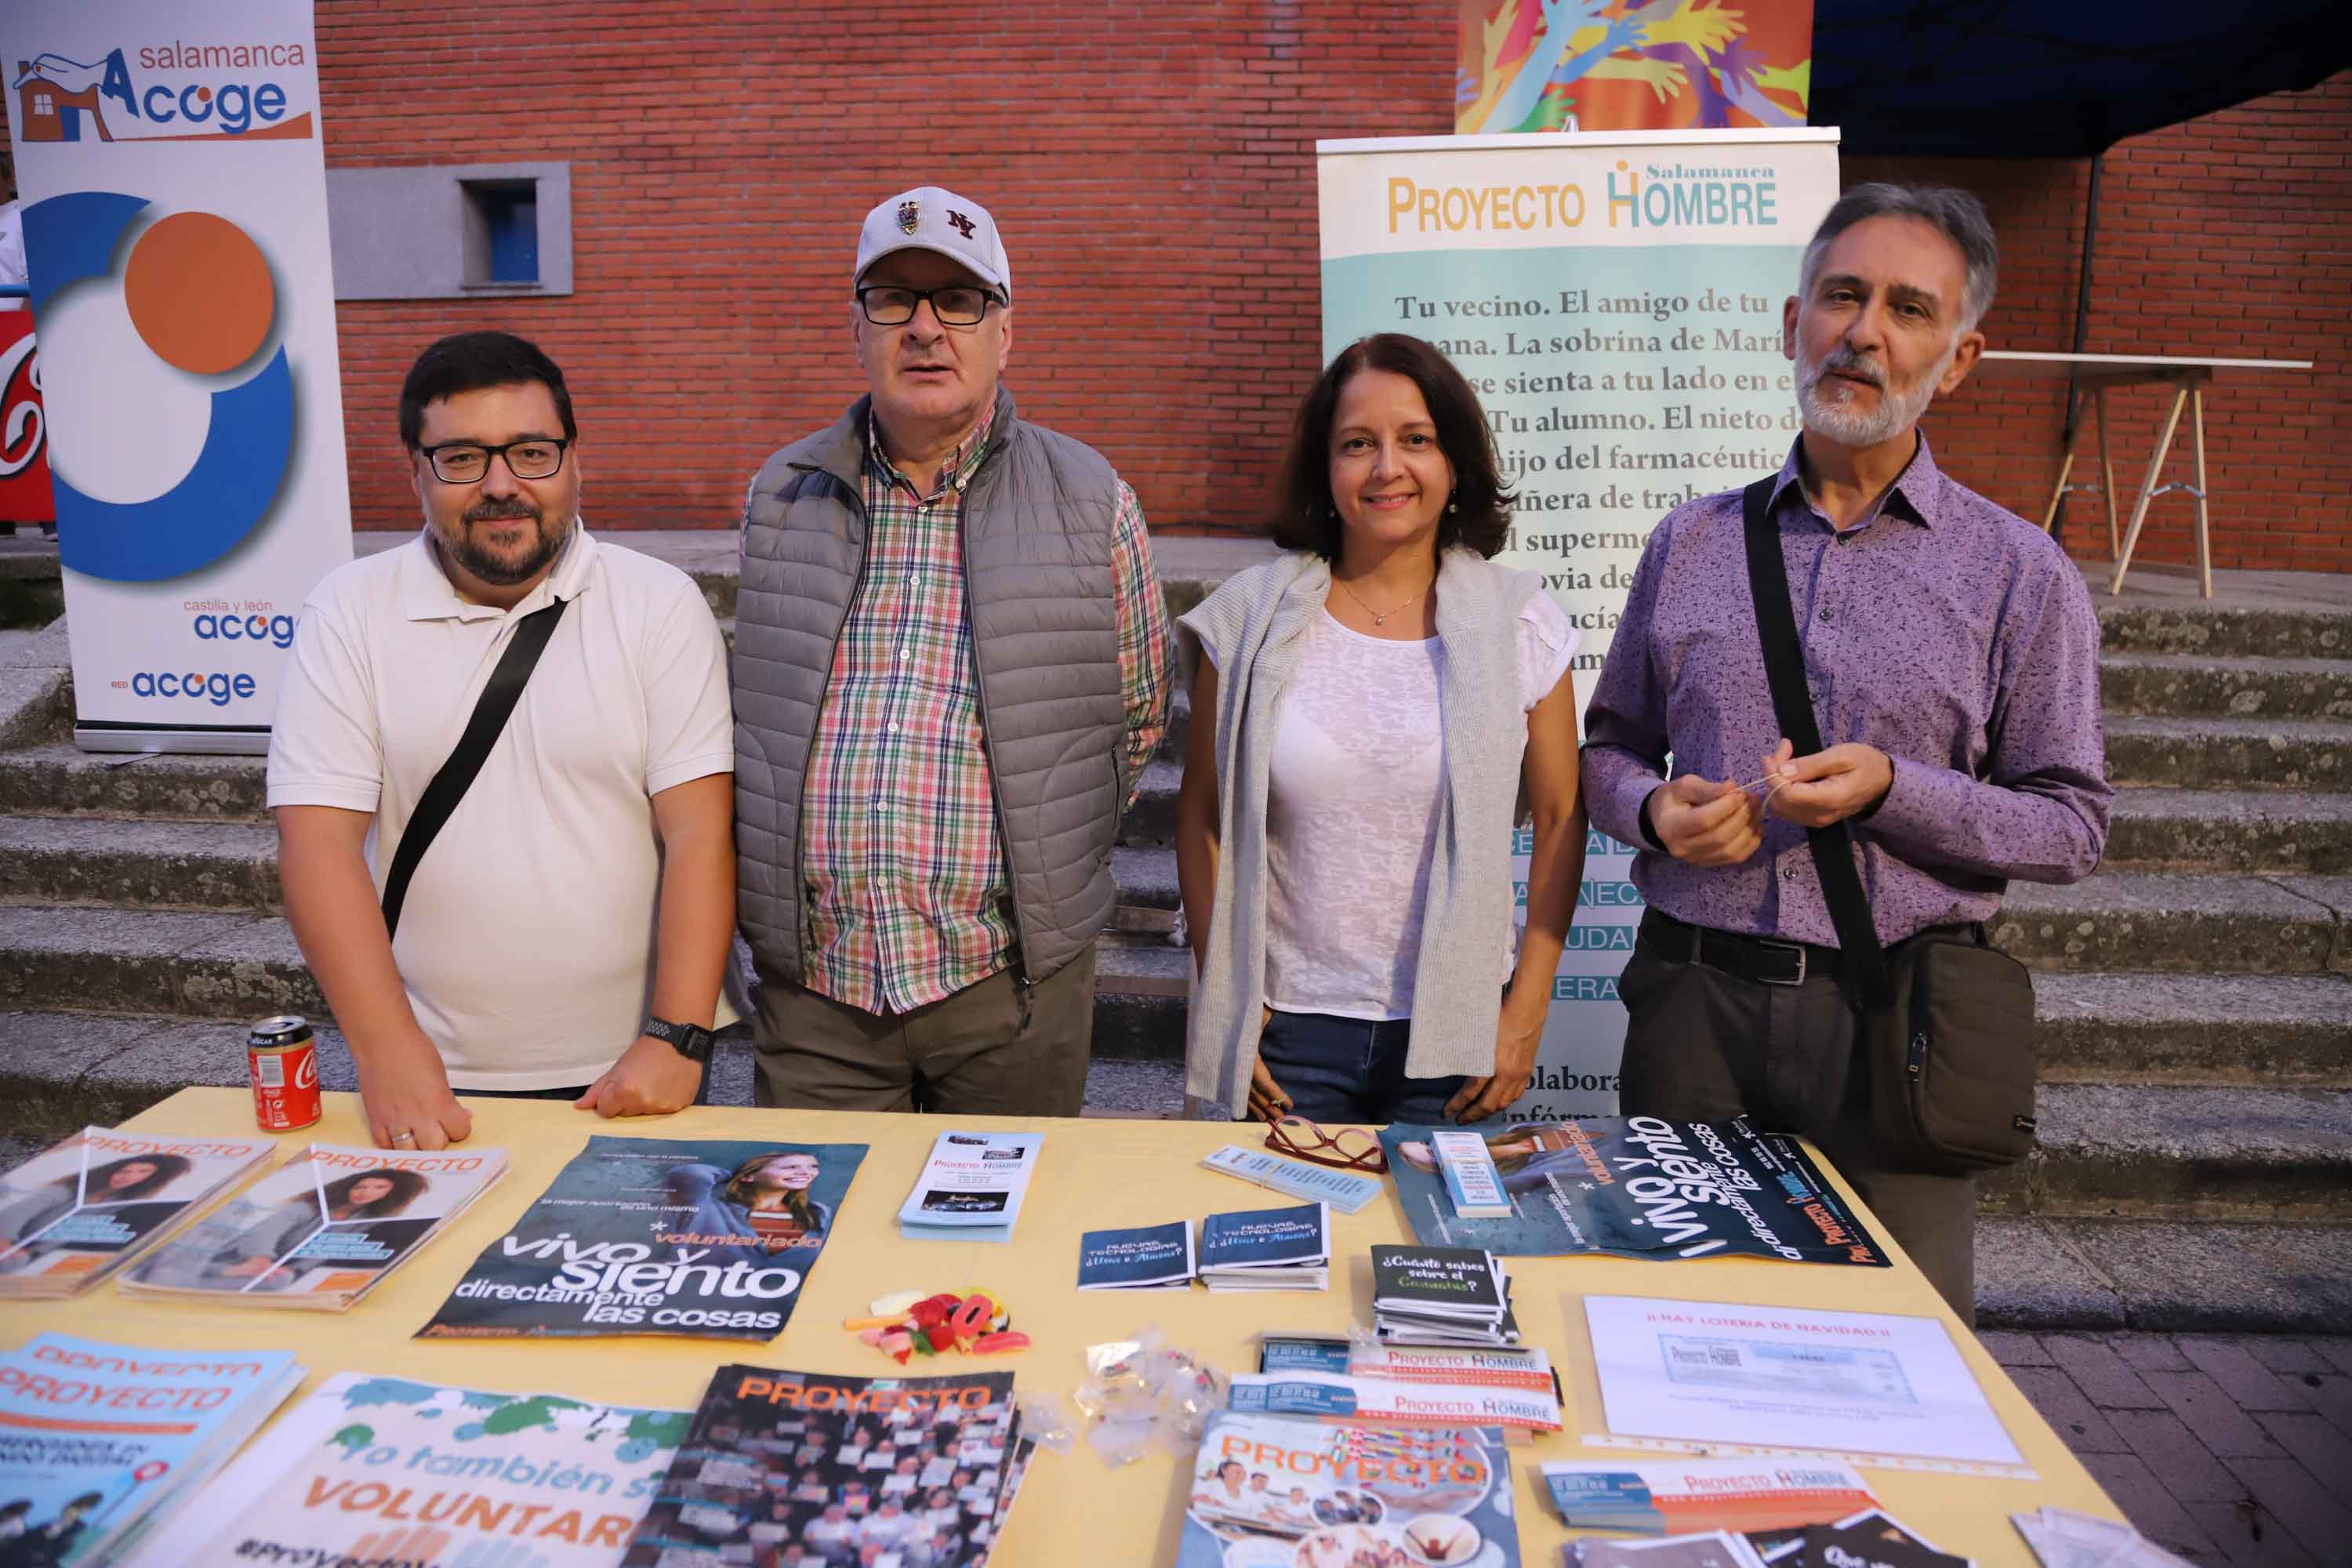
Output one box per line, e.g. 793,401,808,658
1739,478,1893,1007
381,597,570,942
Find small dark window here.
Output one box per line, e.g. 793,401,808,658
460,179,539,287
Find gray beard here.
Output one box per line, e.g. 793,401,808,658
1795,338,1955,448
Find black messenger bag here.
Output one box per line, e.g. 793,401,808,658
1739,477,2038,1174
379,596,570,941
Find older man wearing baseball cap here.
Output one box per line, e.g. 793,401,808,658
734,185,1174,1117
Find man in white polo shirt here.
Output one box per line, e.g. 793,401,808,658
267,331,735,1152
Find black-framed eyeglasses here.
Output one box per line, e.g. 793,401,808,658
418,437,571,485
855,285,1000,327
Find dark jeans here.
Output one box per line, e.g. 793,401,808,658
1256,1008,1468,1127
1617,912,1981,1324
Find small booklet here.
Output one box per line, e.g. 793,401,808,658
0,1334,305,1566
1370,1245,1521,1347
120,1370,691,1568
898,1130,1042,1243
1372,1243,1508,1319
1078,1219,1196,1290
120,1142,507,1311
0,1127,272,1297
1429,1127,1512,1218
1200,1143,1381,1214
1196,1201,1330,1292
1541,1457,1876,1537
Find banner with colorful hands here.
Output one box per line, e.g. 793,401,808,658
1456,0,1813,135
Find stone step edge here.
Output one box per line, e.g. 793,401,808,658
1976,1214,2351,1334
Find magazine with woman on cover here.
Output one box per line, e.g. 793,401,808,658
120,1142,507,1310
420,1136,867,1341
0,1127,270,1297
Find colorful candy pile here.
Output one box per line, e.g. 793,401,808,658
844,1287,1030,1363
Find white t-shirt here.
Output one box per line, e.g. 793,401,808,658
1253,596,1577,1022
265,525,734,1087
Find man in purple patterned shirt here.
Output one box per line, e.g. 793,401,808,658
1581,184,2112,1320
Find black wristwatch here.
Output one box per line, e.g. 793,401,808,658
644,1017,717,1063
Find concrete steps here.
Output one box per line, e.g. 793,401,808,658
2103,716,2347,790
0,741,268,820
1992,873,2350,973
2094,601,2351,659
1976,1215,2352,1334
2103,787,2352,873
0,815,278,909
1980,1083,2352,1221
0,903,321,1019
2099,652,2352,720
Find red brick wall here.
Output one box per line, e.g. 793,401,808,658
316,8,2350,574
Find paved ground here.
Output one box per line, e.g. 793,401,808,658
1987,1330,2352,1566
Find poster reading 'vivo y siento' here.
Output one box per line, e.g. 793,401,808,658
1317,129,1839,1117
2,0,351,751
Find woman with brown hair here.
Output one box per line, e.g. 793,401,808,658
1177,332,1586,1128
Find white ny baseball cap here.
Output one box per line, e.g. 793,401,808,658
854,186,1012,303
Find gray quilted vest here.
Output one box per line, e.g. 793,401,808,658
734,388,1123,992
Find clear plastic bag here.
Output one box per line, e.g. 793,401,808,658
1071,1326,1229,1466
1014,1390,1079,1456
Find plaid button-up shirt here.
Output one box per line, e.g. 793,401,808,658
798,403,1173,1014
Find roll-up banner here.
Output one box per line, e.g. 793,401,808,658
1318,129,1839,1118
2,2,351,753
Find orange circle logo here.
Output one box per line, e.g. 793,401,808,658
123,212,276,375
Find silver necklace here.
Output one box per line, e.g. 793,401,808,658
1332,571,1436,628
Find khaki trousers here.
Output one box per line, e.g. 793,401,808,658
1616,932,1981,1325
752,944,1097,1118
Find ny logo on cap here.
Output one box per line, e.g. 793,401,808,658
897,201,920,235
946,210,977,239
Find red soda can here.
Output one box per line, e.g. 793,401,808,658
249,1014,321,1131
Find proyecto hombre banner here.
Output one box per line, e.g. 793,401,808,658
1317,129,1838,1117
2,0,353,752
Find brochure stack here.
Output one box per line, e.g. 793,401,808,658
120,1142,507,1312
0,1334,303,1565
1370,1244,1521,1347
1077,1219,1196,1290
0,1127,270,1298
899,1131,1042,1243
1197,1202,1331,1292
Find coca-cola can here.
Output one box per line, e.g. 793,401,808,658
248,1014,321,1131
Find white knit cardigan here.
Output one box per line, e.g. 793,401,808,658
1177,546,1540,1117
